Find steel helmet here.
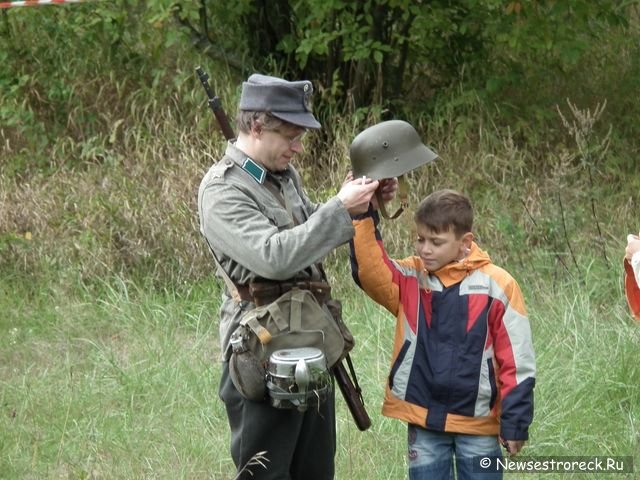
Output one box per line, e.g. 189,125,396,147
350,120,437,219
350,120,437,180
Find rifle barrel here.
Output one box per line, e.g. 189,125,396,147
195,66,235,140
333,360,372,431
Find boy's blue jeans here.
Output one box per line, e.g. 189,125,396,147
407,425,503,480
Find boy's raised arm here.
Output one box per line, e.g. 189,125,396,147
349,207,402,315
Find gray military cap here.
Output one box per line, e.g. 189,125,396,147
239,73,321,129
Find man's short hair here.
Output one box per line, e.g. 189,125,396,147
414,189,473,237
236,111,286,134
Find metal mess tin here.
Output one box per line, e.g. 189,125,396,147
266,347,331,411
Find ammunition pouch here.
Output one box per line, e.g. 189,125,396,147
228,282,354,405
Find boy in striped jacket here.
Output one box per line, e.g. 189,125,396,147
350,188,536,480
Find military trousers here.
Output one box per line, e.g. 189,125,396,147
219,362,336,480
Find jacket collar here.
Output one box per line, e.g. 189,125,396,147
432,242,492,287
224,141,291,185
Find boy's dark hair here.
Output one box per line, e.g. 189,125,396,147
414,189,473,237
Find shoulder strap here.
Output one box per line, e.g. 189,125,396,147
202,236,243,303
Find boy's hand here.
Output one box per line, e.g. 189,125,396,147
500,437,525,455
371,177,398,209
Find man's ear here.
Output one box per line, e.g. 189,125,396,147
250,121,262,138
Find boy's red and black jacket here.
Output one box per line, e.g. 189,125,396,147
349,209,536,441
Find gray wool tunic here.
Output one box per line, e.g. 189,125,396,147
197,141,355,360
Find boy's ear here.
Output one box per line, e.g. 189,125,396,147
462,232,474,251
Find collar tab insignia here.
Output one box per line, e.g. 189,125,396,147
242,157,266,184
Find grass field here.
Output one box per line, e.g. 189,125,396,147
1,246,639,479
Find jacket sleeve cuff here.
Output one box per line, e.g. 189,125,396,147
351,203,379,225
500,425,529,441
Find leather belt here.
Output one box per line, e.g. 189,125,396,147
234,284,254,303
235,280,331,307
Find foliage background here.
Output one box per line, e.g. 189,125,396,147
1,0,639,478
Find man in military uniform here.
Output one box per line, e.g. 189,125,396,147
197,73,380,480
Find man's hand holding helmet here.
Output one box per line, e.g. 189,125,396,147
343,172,398,210
349,120,437,220
337,178,380,215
